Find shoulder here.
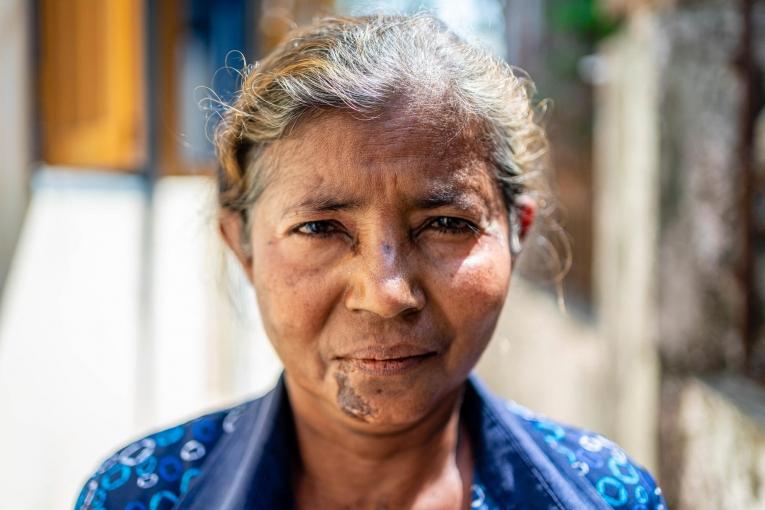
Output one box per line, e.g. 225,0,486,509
503,400,668,510
74,400,252,510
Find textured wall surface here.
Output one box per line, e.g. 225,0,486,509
593,2,765,506
645,2,765,507
674,376,765,509
656,1,746,374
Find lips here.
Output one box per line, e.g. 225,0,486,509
336,343,439,376
340,343,437,361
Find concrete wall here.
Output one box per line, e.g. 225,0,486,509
598,1,765,507
477,281,612,437
652,3,760,506
594,10,662,473
655,1,744,374
674,376,765,509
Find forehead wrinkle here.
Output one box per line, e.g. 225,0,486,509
273,143,499,218
284,187,364,218
413,174,504,224
263,110,503,221
355,125,467,170
280,175,494,221
267,107,482,178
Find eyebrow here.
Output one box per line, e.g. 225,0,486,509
283,185,489,218
413,187,485,212
290,193,363,214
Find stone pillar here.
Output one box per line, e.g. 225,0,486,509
594,8,662,474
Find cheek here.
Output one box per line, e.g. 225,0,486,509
250,235,341,376
431,237,511,365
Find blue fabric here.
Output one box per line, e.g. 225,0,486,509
75,373,668,509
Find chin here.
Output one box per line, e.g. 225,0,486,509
328,365,461,430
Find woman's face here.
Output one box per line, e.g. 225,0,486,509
226,107,518,431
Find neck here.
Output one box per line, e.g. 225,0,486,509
285,375,473,510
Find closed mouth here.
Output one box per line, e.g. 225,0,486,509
340,351,439,376
338,343,439,361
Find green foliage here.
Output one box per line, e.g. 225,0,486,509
549,0,621,43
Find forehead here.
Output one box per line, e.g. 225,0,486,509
258,107,503,212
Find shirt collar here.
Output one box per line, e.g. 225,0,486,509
176,372,609,510
462,375,611,509
176,373,296,510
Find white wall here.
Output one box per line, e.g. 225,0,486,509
0,0,31,299
477,281,610,435
0,171,144,509
0,173,280,509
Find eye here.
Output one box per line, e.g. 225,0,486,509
425,217,479,236
293,220,345,238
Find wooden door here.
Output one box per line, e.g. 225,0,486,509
39,0,145,170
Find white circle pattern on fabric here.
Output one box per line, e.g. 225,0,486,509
503,399,667,509
471,483,486,508
223,405,245,433
579,434,605,452
119,439,156,467
136,473,159,490
180,440,206,462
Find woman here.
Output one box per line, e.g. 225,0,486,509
76,14,667,510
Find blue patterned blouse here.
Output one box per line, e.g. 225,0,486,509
75,373,667,509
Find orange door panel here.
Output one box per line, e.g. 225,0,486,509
39,0,145,170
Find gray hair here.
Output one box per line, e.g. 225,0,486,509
215,13,554,263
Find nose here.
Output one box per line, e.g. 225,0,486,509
344,237,425,319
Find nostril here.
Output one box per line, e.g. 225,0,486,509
401,305,423,319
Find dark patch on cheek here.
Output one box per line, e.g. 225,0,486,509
334,371,374,421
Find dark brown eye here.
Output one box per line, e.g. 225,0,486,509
295,220,343,238
427,217,479,235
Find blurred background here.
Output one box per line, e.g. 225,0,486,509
1,0,764,508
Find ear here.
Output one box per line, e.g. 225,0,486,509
219,208,254,284
514,194,536,241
